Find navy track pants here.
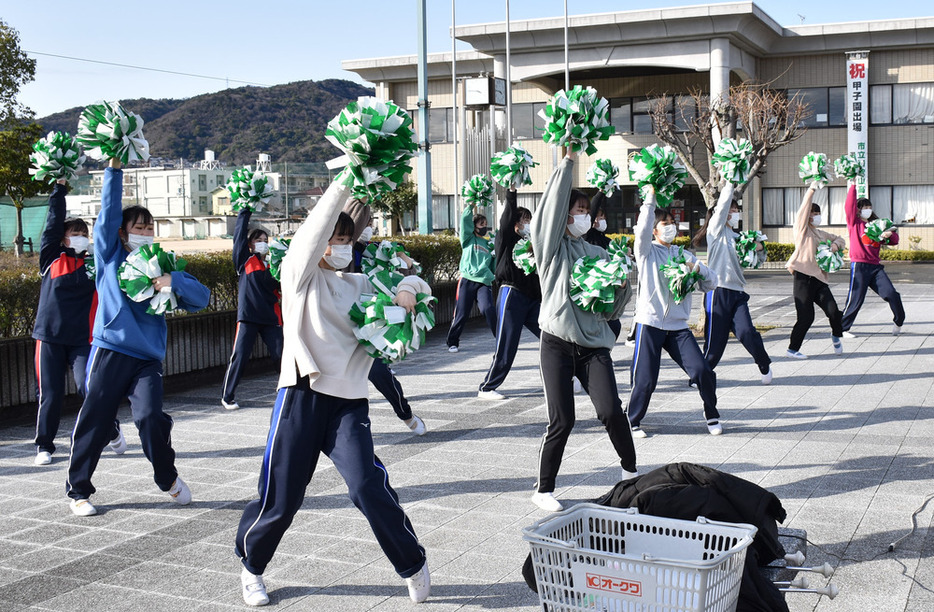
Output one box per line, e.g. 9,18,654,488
479,285,541,392
446,278,496,348
841,262,905,330
369,359,412,421
703,288,771,374
222,321,283,403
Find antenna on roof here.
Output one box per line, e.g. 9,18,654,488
797,14,806,24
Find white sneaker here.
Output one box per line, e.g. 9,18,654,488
631,426,648,439
167,477,192,505
222,399,240,410
842,331,857,339
572,377,584,394
108,428,127,455
761,367,773,385
622,468,639,481
70,498,97,516
477,389,506,400
893,324,903,336
786,349,807,360
241,567,270,606
531,491,564,512
447,345,459,353
35,451,52,466
404,415,427,436
405,563,431,603
831,336,843,355
706,419,723,436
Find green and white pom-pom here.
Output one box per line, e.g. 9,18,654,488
864,218,896,243
586,159,620,197
29,131,86,184
628,144,689,207
349,291,437,364
325,97,417,201
512,238,537,275
538,85,615,155
735,230,768,269
76,101,150,164
607,236,633,277
227,167,274,213
117,244,187,315
490,144,538,189
711,138,754,185
798,152,833,188
660,247,703,304
461,174,495,208
84,259,96,281
569,256,627,313
833,154,865,180
816,240,844,273
268,238,291,282
360,240,412,294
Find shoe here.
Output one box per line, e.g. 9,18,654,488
447,345,459,353
531,491,564,512
786,349,807,360
167,477,192,505
572,377,584,394
241,567,270,606
108,428,127,455
893,324,903,336
34,451,52,466
624,339,635,348
688,381,698,389
761,367,773,385
631,426,648,439
70,499,97,517
404,415,427,436
842,331,857,339
404,563,431,603
622,468,639,481
222,399,240,410
707,419,723,436
477,389,506,400
831,335,843,355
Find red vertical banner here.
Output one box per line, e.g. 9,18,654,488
846,51,870,198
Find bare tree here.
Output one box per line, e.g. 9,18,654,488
651,82,811,208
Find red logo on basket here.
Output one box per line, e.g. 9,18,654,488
586,573,642,596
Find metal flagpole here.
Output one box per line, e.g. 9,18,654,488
452,0,460,232
416,0,433,234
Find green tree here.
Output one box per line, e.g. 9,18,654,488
0,123,45,256
371,181,418,235
0,19,36,127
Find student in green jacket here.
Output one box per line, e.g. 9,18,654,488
446,203,496,352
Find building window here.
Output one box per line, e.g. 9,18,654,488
610,98,632,134
199,196,208,212
871,83,934,125
828,87,846,126
429,107,454,143
217,174,225,186
631,97,660,134
510,102,546,140
870,85,892,124
198,175,207,191
674,95,697,132
432,195,455,230
871,185,934,223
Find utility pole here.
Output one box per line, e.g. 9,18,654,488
416,0,433,234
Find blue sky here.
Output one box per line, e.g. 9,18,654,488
7,0,934,118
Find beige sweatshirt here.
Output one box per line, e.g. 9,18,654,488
786,186,846,284
277,181,430,397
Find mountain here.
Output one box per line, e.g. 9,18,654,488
35,79,374,165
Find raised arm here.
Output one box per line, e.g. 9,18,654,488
633,187,657,263
793,184,818,244
844,181,858,227
281,180,350,291
706,182,735,240
232,208,253,272
459,205,474,247
530,154,575,264
39,181,68,272
93,164,124,265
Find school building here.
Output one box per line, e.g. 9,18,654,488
343,2,934,248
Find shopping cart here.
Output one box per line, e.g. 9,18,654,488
523,504,758,612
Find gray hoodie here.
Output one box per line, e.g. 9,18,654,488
633,190,718,331
704,183,746,293
531,157,631,349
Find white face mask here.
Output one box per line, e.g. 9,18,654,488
811,214,822,227
126,233,154,251
594,219,608,233
67,236,90,253
728,212,742,228
656,223,678,244
567,213,591,238
253,241,269,255
860,208,872,220
324,244,353,269
517,222,530,237
359,226,374,243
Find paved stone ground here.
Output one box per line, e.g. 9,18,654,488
1,265,933,611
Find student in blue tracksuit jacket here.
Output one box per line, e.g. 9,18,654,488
221,208,283,410
32,178,120,466
66,159,211,517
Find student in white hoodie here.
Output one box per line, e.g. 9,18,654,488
626,186,720,438
234,181,431,606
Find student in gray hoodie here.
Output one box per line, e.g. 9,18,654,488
626,185,720,438
529,150,635,513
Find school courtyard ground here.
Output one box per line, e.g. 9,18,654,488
0,264,932,611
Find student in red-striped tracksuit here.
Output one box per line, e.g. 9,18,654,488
32,178,121,466
221,208,283,410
